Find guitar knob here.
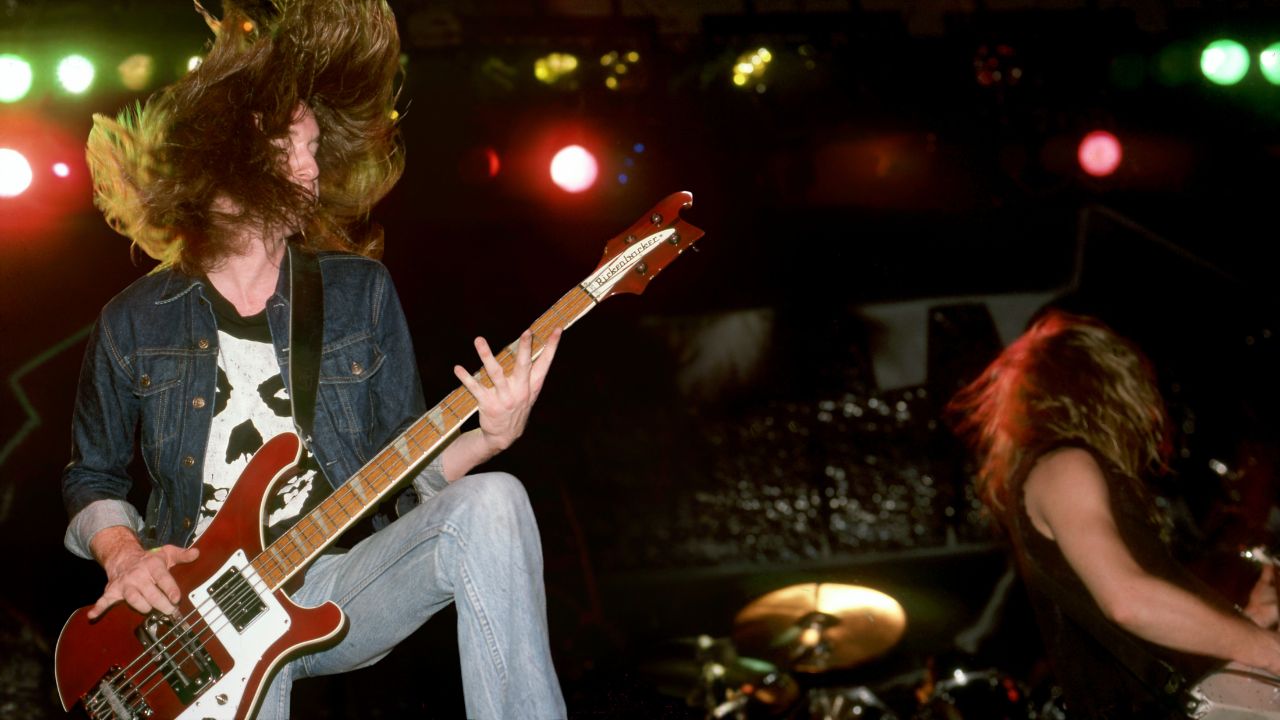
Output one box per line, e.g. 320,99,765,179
216,693,229,705
650,213,663,225
634,262,649,276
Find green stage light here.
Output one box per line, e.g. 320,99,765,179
56,54,95,94
0,55,33,103
1201,39,1249,85
1261,43,1280,85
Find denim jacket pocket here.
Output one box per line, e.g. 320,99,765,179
132,351,187,451
318,334,385,435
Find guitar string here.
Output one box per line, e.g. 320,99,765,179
107,322,570,712
112,299,588,711
86,221,695,713
101,289,596,713
104,339,544,712
92,223,691,713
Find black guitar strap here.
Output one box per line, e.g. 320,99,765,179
288,245,324,450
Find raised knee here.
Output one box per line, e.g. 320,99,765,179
458,471,532,518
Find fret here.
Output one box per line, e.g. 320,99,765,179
347,477,369,504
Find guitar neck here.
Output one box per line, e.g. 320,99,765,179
250,284,598,590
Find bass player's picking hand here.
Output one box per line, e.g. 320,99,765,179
90,543,200,620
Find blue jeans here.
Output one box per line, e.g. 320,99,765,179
257,472,566,719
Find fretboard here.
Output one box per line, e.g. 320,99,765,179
250,284,597,589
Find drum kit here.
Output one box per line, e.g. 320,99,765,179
644,582,1052,720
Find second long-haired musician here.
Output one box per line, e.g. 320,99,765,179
948,309,1280,719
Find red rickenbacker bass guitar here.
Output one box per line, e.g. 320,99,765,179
55,192,706,720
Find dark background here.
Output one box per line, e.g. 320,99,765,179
4,1,1280,717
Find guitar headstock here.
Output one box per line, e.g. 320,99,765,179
581,191,705,302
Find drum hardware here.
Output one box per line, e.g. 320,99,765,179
808,684,899,720
645,581,1055,719
639,635,797,718
915,666,1029,720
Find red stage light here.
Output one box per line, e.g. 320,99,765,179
1078,130,1122,177
484,147,501,178
549,144,598,193
52,162,70,178
0,147,33,197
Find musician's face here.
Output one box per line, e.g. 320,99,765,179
279,103,320,200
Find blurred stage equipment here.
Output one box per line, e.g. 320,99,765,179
732,583,906,673
644,578,1068,719
917,667,1028,720
640,635,798,719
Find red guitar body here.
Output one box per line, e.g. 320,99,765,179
55,433,346,720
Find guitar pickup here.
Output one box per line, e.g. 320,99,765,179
209,566,268,632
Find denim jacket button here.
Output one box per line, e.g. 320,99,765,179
140,374,151,388
198,338,210,350
183,517,193,530
192,396,206,409
351,361,364,376
183,455,195,467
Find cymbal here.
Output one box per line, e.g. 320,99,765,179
732,582,907,672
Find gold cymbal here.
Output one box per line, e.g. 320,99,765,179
732,582,907,672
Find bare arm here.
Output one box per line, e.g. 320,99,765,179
440,328,562,482
1024,447,1280,674
88,525,199,620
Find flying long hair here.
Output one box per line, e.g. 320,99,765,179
86,0,404,273
947,310,1171,513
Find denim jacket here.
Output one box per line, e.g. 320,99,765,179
62,250,448,558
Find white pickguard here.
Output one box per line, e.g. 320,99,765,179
1191,663,1280,720
177,549,291,719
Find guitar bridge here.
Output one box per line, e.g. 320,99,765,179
133,611,222,706
83,666,152,719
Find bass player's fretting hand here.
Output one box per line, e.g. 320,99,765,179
88,525,200,620
442,328,562,481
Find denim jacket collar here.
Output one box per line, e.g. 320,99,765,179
153,248,292,307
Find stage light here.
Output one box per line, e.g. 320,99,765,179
732,47,773,91
1201,39,1249,86
974,44,1022,86
52,162,70,178
1261,43,1280,85
57,55,95,94
534,53,578,85
0,55,33,103
1077,131,1122,178
118,53,155,91
0,148,34,198
601,49,643,91
549,144,597,193
187,55,203,73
